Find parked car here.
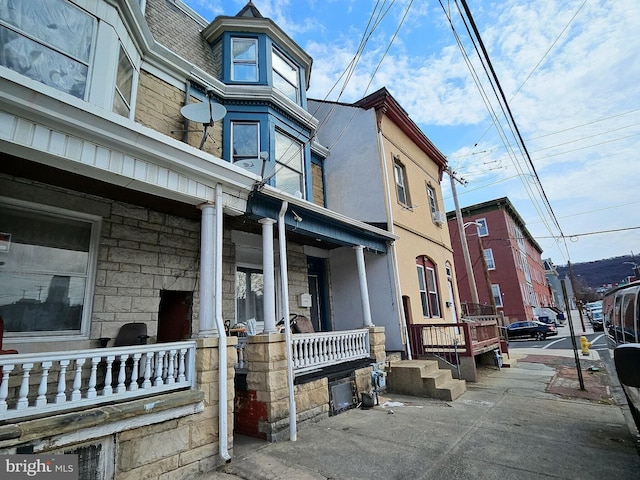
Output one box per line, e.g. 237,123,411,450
591,309,604,331
506,321,558,341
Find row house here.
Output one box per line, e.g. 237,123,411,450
447,197,552,324
309,91,482,385
0,0,392,477
309,89,461,355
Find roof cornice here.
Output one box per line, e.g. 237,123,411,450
354,88,448,173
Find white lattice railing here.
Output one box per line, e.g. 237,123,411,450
0,341,196,421
291,329,370,374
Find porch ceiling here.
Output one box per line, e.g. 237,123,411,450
246,190,392,254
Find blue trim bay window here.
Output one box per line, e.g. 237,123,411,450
231,37,258,82
275,130,304,197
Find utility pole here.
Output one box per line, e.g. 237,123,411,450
448,169,479,305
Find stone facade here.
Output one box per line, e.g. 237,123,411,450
235,326,386,441
136,71,223,159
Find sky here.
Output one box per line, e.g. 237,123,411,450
179,0,640,268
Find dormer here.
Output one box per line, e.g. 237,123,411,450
201,2,312,108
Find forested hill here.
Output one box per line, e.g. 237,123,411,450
556,255,639,289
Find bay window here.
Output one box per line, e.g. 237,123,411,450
232,37,258,81
275,129,304,197
232,121,261,175
0,200,99,337
113,45,134,117
272,47,299,102
0,0,95,99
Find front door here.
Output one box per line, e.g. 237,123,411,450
307,256,330,332
157,290,192,342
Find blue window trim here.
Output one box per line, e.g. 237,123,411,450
222,33,268,85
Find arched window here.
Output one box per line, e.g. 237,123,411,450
416,256,441,318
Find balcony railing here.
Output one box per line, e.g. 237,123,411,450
0,341,196,422
234,329,371,376
408,318,501,359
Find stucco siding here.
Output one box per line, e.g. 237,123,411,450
308,100,387,223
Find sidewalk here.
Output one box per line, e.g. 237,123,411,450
199,350,640,480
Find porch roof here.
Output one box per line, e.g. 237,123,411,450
246,190,396,254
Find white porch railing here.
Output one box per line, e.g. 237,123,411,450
0,341,196,422
291,329,370,374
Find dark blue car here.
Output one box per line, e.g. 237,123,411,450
506,321,558,341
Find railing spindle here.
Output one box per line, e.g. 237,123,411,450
71,358,85,401
35,361,52,407
55,360,69,404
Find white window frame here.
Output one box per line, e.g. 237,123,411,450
426,184,437,214
476,218,488,237
113,44,136,118
492,284,503,307
0,0,97,100
271,47,299,102
417,265,429,317
231,37,258,82
483,248,496,270
393,160,409,206
231,121,261,175
274,129,305,198
0,197,101,341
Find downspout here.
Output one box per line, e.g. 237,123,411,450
278,201,297,441
376,123,412,360
214,183,231,462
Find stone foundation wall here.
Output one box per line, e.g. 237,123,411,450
237,327,386,441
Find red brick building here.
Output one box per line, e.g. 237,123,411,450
447,197,551,323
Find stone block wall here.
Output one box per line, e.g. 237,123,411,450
136,71,223,158
237,326,387,441
92,201,201,344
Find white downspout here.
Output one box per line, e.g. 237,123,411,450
377,127,412,360
214,183,231,462
278,200,297,441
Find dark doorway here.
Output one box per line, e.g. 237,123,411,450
307,257,330,332
157,290,192,342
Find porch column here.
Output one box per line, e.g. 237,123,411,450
198,203,215,336
354,245,373,327
260,218,277,333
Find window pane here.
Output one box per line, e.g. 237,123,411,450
276,133,303,171
0,26,88,98
273,71,297,102
236,268,264,332
232,38,257,81
232,39,256,61
275,131,303,196
233,64,257,82
477,218,488,236
0,204,94,334
275,165,302,196
116,47,133,102
233,122,259,158
272,49,297,84
0,0,94,62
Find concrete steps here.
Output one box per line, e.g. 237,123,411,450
386,360,466,401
